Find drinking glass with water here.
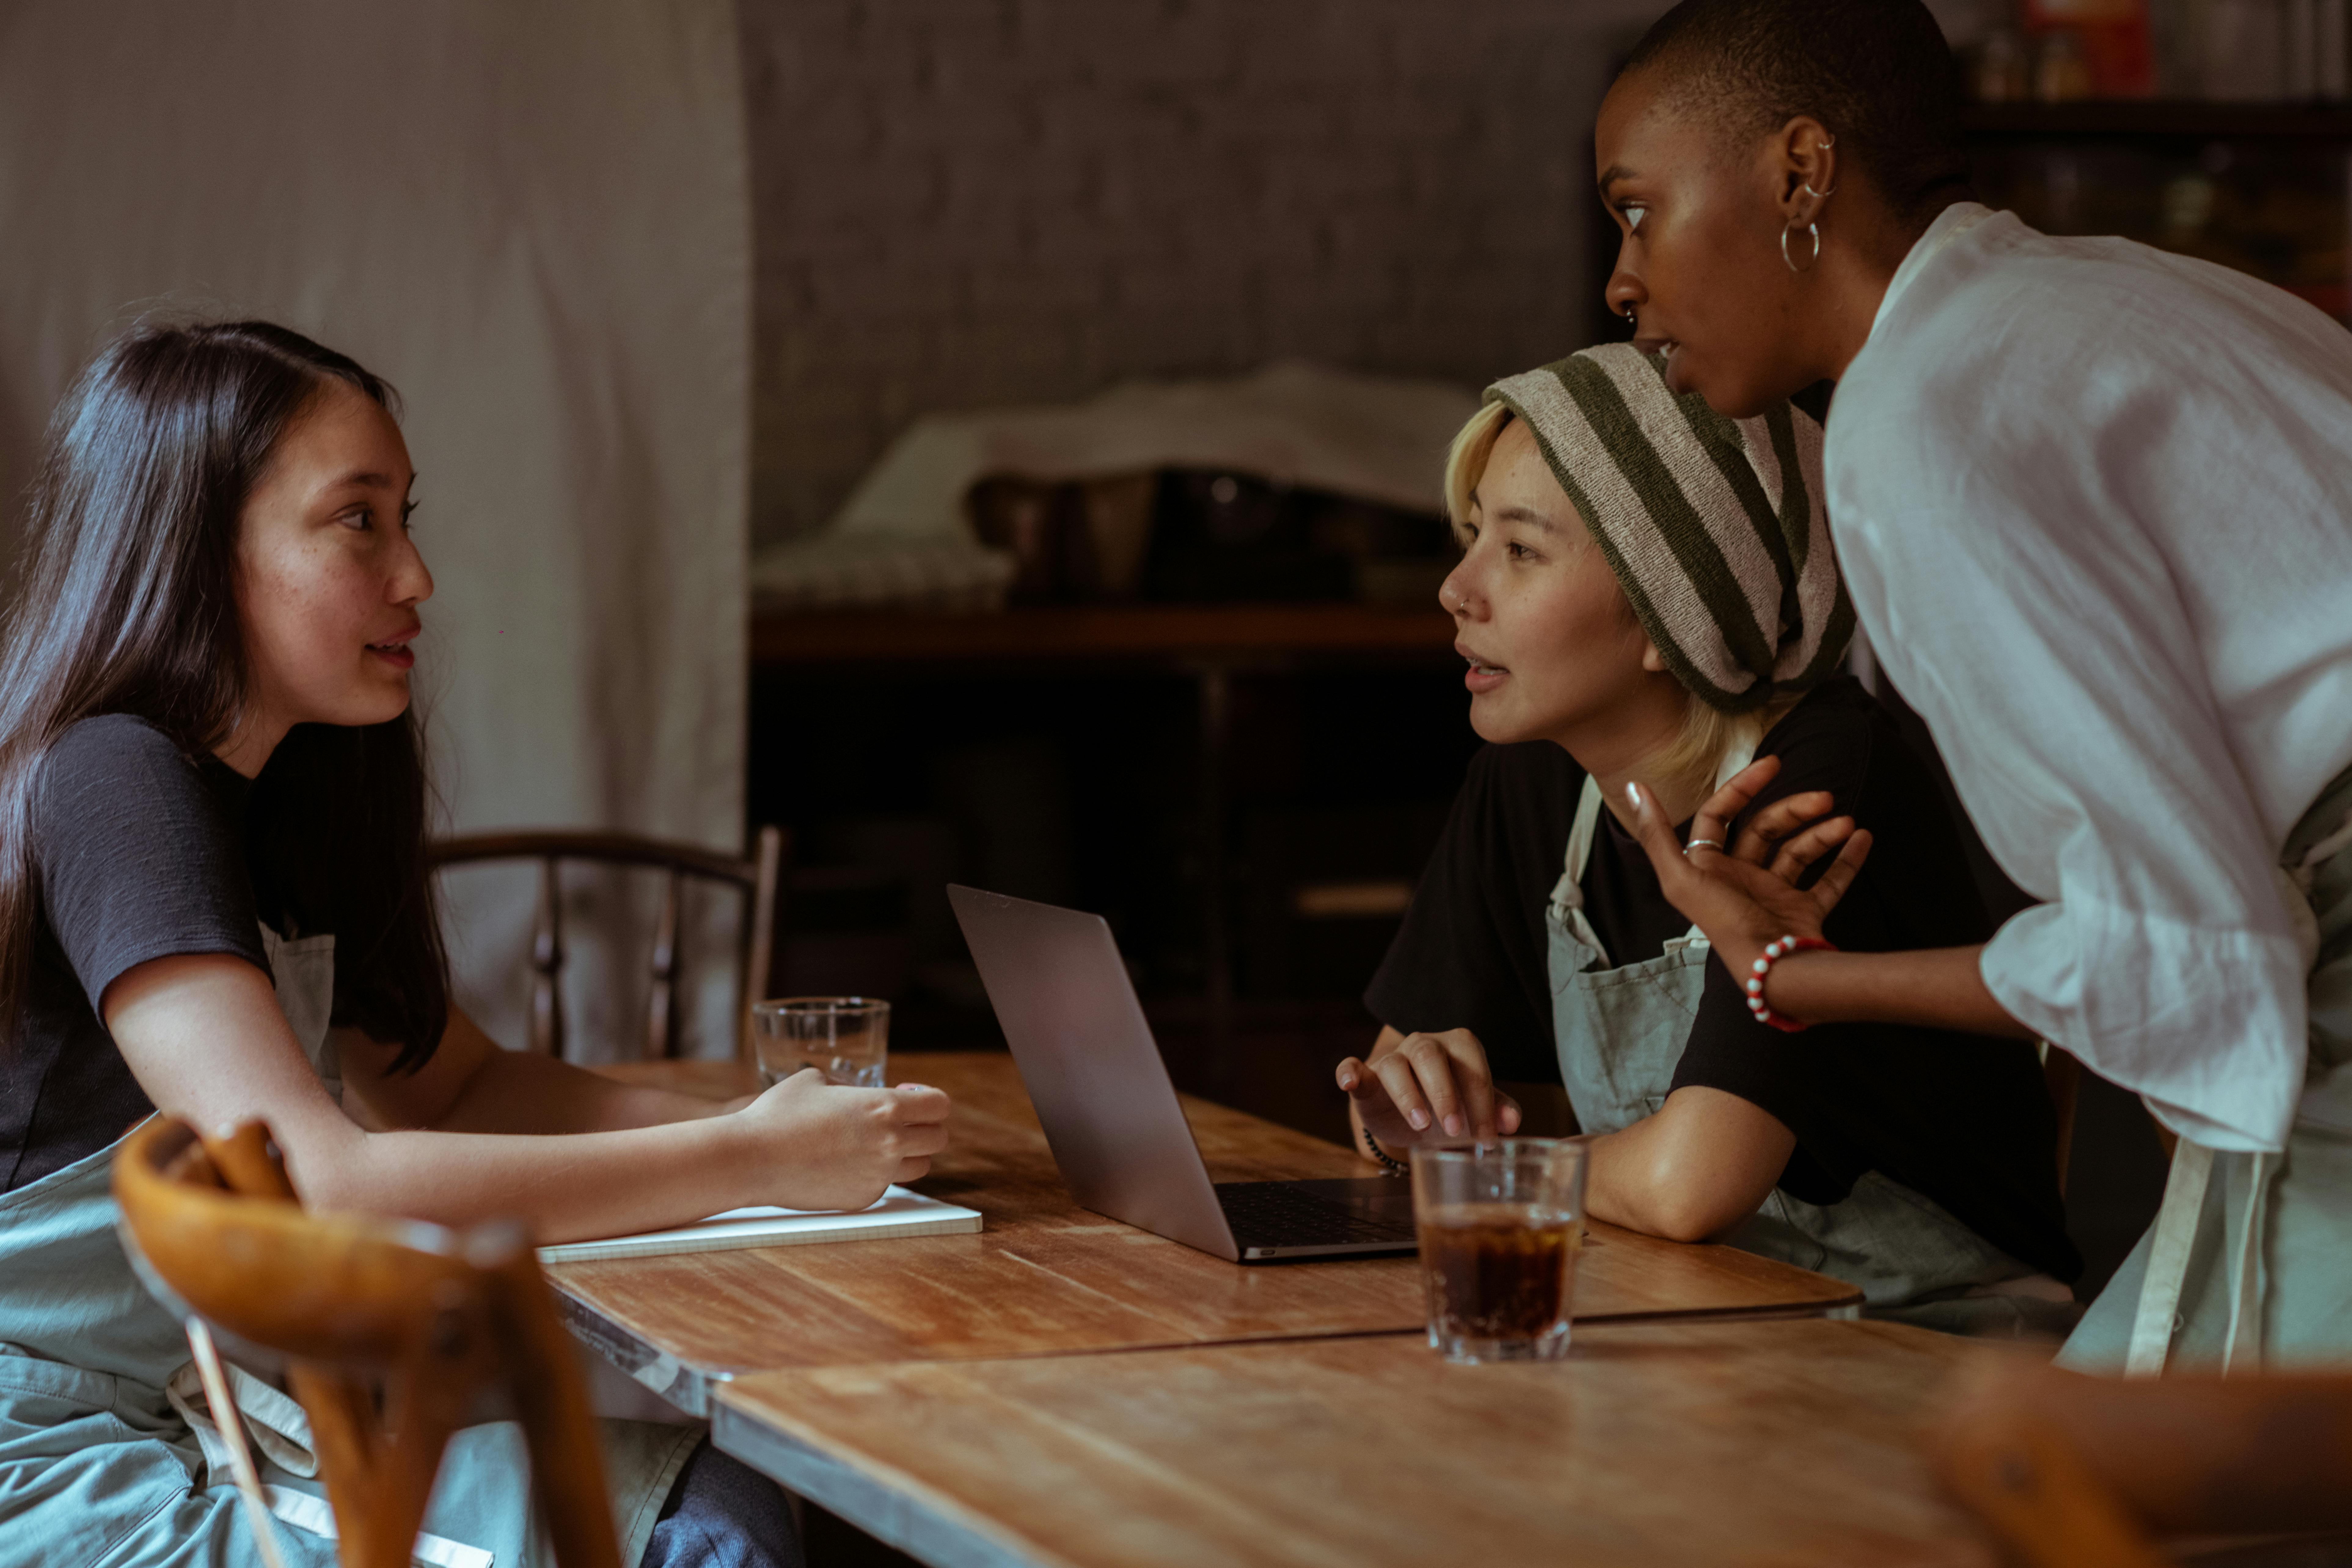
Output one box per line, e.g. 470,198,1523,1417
1410,1138,1588,1363
751,997,891,1088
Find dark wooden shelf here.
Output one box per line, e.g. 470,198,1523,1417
1961,100,2352,140
751,601,1458,668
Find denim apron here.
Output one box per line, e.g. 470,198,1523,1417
0,930,699,1567
1547,772,2072,1334
2059,759,2352,1374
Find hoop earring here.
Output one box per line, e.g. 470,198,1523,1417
1781,221,1820,273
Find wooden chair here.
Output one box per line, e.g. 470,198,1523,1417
113,1117,620,1568
430,826,785,1062
1937,1357,2352,1568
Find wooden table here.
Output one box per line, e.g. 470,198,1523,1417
563,1054,1861,1413
715,1318,2007,1568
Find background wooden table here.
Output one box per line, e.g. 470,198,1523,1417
715,1318,2006,1568
567,1054,1860,1412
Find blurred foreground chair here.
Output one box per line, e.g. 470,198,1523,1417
431,826,785,1062
1937,1358,2352,1568
114,1117,620,1568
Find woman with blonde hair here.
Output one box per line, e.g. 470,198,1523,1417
1340,343,2077,1332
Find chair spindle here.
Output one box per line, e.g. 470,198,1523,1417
648,868,682,1058
532,857,566,1057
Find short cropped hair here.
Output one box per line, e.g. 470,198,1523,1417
1621,0,1972,225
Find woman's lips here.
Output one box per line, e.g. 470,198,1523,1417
367,640,416,670
1460,650,1508,695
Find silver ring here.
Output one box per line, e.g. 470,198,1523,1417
1683,838,1726,856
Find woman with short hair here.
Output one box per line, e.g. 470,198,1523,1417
1589,0,2352,1372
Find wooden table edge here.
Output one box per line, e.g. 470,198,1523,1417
715,1395,1073,1568
556,1274,1869,1420
708,1313,1923,1568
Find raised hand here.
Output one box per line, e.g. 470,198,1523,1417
1618,755,1873,978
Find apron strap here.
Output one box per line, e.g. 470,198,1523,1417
2224,1150,2273,1376
2126,1139,2213,1376
1556,736,1767,964
183,1321,295,1568
1556,778,1612,964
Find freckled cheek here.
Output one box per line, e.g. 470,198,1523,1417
247,557,378,670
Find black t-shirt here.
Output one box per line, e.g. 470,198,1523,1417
1,715,271,1192
1365,678,2080,1283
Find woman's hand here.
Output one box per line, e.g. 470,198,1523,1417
729,1072,953,1213
1336,1027,1522,1147
1620,755,1873,977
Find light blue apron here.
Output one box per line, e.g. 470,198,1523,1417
1546,773,2078,1335
2059,760,2352,1374
0,929,699,1567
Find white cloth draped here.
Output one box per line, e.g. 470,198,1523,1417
1828,203,2352,1153
0,1,751,1060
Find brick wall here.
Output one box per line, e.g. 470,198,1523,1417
741,0,1653,546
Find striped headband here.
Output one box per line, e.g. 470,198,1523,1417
1484,343,1853,714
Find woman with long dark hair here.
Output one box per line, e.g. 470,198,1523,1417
1588,0,2352,1373
0,320,939,1564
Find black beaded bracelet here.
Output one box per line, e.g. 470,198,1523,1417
1359,1121,1409,1178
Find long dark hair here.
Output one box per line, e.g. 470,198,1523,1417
0,320,448,1070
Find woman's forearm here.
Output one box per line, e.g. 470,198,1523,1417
111,956,946,1244
430,1046,747,1134
1763,944,2036,1037
1581,1086,1795,1243
285,1115,754,1243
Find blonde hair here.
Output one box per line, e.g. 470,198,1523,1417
1442,398,1797,806
1442,400,1513,526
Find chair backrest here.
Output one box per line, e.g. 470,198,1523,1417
113,1118,621,1568
430,825,785,1062
1937,1357,2352,1568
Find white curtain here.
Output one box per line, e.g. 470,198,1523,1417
0,2,751,1059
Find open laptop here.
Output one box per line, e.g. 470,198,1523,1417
948,884,1418,1262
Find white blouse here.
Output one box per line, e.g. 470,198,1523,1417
1827,203,2352,1153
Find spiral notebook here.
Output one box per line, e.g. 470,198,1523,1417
537,1186,982,1264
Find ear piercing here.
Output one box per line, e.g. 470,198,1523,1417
1804,133,1837,200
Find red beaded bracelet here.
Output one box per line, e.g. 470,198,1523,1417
1745,936,1836,1033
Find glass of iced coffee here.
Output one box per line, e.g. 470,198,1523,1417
1410,1138,1589,1363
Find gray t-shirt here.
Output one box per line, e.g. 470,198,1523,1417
1,715,269,1191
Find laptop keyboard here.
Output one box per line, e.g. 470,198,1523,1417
1215,1181,1416,1247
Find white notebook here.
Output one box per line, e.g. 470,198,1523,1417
537,1186,982,1264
